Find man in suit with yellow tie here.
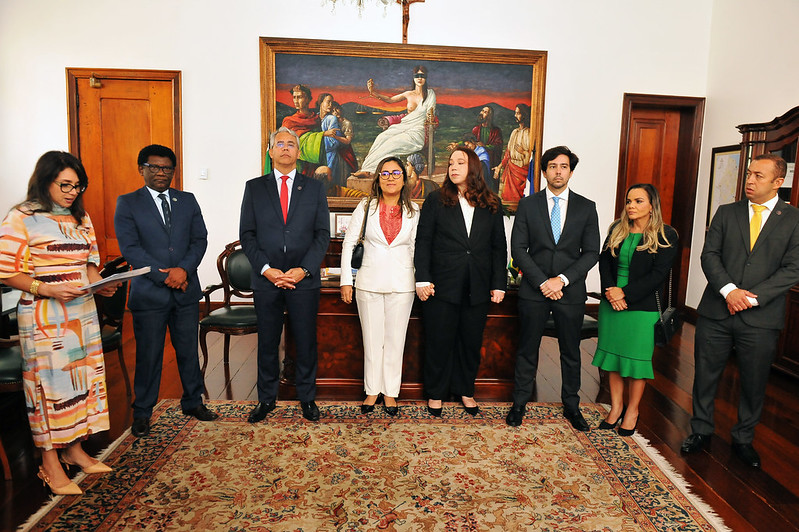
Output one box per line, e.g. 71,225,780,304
682,154,799,467
240,127,330,423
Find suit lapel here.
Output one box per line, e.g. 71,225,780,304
534,191,555,243
734,200,753,252
262,173,284,224
286,173,305,225
140,187,169,233
753,199,788,252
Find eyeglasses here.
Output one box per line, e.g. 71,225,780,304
379,170,403,179
55,182,87,193
142,163,175,175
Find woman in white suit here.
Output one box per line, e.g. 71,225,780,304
341,156,419,416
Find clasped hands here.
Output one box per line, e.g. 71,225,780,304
605,286,627,311
264,267,306,289
414,283,504,304
540,277,565,300
726,288,757,315
160,267,188,292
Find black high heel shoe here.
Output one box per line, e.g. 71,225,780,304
427,400,442,417
361,394,382,414
461,397,480,416
383,397,399,417
618,412,638,437
598,407,626,430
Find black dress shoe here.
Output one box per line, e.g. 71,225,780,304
183,404,219,421
427,404,443,417
131,417,150,438
680,433,712,453
564,409,590,431
360,404,375,414
384,405,399,417
506,404,525,427
301,401,320,422
247,400,276,423
732,443,761,468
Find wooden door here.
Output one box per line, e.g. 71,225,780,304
67,69,181,262
617,94,705,308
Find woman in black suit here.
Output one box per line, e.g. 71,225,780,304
415,147,507,417
592,183,678,436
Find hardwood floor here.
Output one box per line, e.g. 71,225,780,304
1,315,798,531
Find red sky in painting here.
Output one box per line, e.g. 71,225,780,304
276,85,529,112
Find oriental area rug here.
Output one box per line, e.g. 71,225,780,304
21,400,729,531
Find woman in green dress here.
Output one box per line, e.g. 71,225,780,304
592,184,678,436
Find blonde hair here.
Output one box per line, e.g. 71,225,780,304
606,183,673,256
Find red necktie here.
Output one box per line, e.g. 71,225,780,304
280,175,289,223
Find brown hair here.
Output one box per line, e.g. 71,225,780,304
367,156,416,217
439,148,501,213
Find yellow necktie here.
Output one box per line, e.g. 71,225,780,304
750,204,766,250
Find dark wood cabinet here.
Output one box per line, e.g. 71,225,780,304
737,106,799,378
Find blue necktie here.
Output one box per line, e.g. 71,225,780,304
551,196,561,244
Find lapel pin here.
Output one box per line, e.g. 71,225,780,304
298,186,303,191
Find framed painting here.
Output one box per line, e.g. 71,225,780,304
706,145,741,226
260,37,547,211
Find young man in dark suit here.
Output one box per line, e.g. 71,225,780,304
506,146,600,429
239,127,330,423
682,154,799,467
115,145,218,438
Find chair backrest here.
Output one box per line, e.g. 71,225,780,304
95,256,130,328
217,241,253,303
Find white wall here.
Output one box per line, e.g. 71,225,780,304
685,0,799,307
0,0,715,295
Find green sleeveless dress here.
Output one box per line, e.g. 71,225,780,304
591,233,659,379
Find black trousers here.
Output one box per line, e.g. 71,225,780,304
512,298,585,411
422,296,489,400
692,314,779,444
253,286,320,403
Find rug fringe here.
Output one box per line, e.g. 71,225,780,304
632,432,732,532
17,429,132,532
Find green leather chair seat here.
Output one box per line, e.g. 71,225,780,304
200,305,257,328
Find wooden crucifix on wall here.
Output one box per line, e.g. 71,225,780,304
398,0,424,44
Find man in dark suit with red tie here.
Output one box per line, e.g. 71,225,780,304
115,145,218,438
240,127,330,423
681,154,799,467
506,146,600,430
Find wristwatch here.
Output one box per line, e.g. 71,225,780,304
301,267,311,278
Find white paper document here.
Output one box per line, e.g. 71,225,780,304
81,266,151,294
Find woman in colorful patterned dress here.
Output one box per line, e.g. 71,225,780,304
591,184,678,436
340,156,419,416
0,151,118,494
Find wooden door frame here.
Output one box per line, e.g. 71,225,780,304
65,68,183,189
617,93,705,310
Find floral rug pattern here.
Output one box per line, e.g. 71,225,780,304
23,401,727,531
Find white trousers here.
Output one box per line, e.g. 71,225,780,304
355,289,415,397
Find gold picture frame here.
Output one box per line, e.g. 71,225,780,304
260,37,547,212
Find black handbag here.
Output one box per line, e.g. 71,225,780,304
350,200,370,269
654,269,682,346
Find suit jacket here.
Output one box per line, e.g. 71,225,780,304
340,198,419,293
414,189,507,306
114,187,208,310
599,224,679,312
698,198,799,329
239,171,330,291
512,189,600,304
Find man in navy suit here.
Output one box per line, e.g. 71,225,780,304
506,146,600,430
115,145,218,438
240,127,330,423
682,154,799,467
